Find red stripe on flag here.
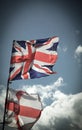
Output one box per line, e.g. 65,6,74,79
7,102,41,118
19,105,41,118
34,64,54,74
11,55,29,63
22,73,29,79
35,52,58,64
22,44,33,78
9,67,22,81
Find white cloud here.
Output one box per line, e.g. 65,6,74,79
0,78,82,130
22,77,64,106
74,45,82,65
54,77,64,87
33,91,82,130
75,45,82,57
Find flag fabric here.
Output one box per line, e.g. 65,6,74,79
9,36,59,81
5,89,42,130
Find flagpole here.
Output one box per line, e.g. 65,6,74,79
2,80,10,130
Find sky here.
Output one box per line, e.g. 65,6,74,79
0,0,82,130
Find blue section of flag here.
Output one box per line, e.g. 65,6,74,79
36,38,49,44
47,42,58,51
17,41,26,49
29,69,48,79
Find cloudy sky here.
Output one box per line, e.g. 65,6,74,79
0,0,82,130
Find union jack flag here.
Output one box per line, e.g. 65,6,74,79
9,36,59,81
6,89,42,130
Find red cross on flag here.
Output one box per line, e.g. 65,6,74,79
5,89,42,130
